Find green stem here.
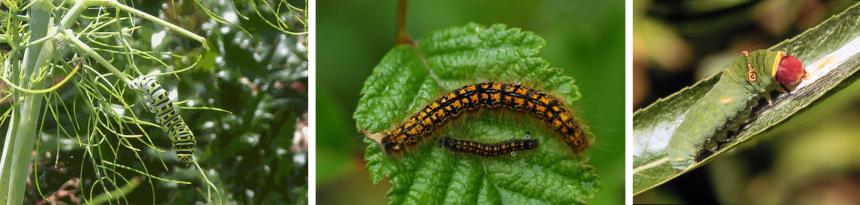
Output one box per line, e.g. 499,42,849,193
84,177,141,205
59,0,206,46
0,0,53,204
0,9,29,21
64,29,130,83
59,0,88,31
108,1,205,44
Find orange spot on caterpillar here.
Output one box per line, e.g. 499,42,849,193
380,82,590,154
747,70,757,81
719,96,733,104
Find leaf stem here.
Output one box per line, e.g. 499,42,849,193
59,0,206,47
84,177,141,205
0,9,29,21
102,0,206,45
396,0,413,45
64,29,130,83
1,63,81,94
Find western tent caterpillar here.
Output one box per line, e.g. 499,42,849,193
380,82,588,155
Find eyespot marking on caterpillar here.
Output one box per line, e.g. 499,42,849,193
742,51,757,81
379,82,589,155
129,76,196,163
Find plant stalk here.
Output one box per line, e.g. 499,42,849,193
0,0,53,204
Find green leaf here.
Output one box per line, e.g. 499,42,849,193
355,23,600,204
633,2,860,195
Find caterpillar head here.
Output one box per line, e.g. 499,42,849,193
381,134,403,154
523,138,540,149
775,54,806,90
381,141,402,154
129,75,156,90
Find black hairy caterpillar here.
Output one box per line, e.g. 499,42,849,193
440,135,539,156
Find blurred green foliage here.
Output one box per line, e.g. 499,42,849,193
633,0,856,107
1,0,308,204
318,0,623,204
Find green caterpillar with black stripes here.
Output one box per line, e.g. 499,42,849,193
129,75,195,163
667,50,806,169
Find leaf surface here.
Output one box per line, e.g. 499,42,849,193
355,23,599,204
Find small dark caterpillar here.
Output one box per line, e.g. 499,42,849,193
381,82,588,155
129,76,195,163
440,136,539,156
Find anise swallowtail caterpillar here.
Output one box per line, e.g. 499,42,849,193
381,82,588,155
129,76,196,163
440,135,539,156
667,50,806,169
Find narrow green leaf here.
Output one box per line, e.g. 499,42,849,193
633,2,860,195
355,23,599,204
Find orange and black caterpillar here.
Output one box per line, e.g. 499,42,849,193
440,136,539,156
381,82,588,154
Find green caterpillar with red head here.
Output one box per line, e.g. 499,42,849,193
668,50,806,169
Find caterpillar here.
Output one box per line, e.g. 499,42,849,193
667,50,806,169
381,82,588,155
440,135,539,156
129,76,196,163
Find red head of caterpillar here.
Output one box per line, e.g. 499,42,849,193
775,54,806,90
380,82,589,155
667,50,806,169
440,135,539,156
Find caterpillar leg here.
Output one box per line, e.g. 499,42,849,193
763,93,774,106
776,86,788,94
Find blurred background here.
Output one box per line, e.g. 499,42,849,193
317,0,623,204
2,0,308,204
634,0,860,204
